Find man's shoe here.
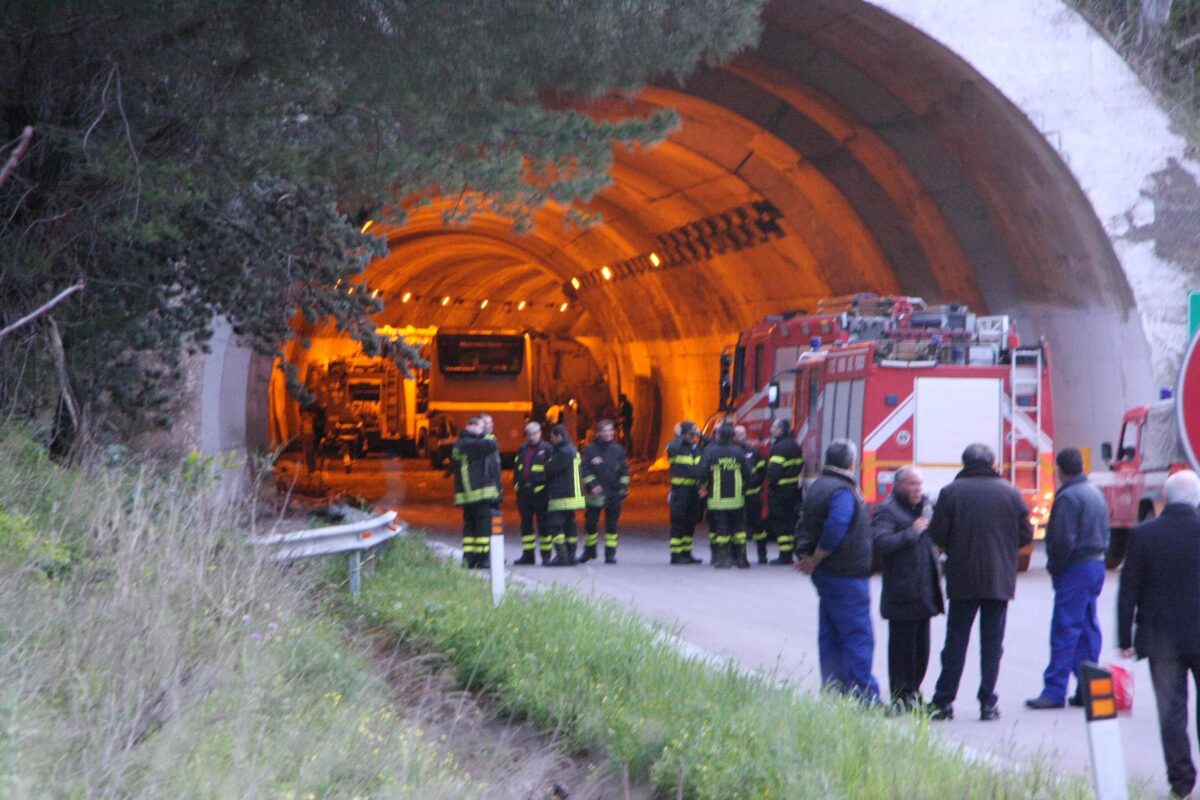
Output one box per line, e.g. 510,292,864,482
1025,696,1065,710
604,546,617,564
513,551,536,566
681,552,703,564
769,552,794,566
756,541,769,564
980,704,1001,721
578,544,597,563
927,704,953,721
1068,694,1084,708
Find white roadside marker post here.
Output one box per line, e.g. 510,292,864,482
489,509,505,607
1081,662,1128,800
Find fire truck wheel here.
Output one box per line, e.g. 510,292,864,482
1017,544,1032,573
1105,527,1130,570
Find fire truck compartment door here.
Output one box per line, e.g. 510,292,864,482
914,377,1002,502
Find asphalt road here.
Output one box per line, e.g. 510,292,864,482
279,454,1175,795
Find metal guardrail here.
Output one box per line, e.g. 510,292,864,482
250,510,402,594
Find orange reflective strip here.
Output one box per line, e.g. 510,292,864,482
862,450,878,503
1090,677,1113,697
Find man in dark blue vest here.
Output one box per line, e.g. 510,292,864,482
795,439,879,702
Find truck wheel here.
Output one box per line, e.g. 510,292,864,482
1105,528,1130,570
1017,543,1033,573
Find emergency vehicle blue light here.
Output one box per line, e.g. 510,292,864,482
1160,387,1173,400
884,395,899,407
809,337,821,349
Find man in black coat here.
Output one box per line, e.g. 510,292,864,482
873,466,943,711
1026,448,1109,709
928,443,1033,721
1117,470,1200,799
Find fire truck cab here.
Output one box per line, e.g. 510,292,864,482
1092,399,1189,568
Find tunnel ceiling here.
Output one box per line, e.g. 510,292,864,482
350,0,1127,348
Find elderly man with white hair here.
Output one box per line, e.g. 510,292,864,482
1117,470,1200,799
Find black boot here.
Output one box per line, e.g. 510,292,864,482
681,552,703,564
540,549,554,566
756,541,769,565
735,543,751,569
604,546,617,564
566,544,578,566
713,543,734,569
548,543,570,567
514,550,536,566
473,549,490,570
670,552,684,565
578,543,597,563
770,551,794,566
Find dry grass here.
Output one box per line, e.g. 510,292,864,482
0,430,587,799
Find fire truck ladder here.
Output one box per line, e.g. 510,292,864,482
1008,348,1043,495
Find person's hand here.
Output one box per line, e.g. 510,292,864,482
591,486,603,495
1120,647,1136,660
698,486,709,498
795,556,816,575
912,517,930,535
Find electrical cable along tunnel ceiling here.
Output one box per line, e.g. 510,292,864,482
353,0,1153,455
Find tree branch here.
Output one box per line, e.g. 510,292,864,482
0,126,33,189
0,283,85,340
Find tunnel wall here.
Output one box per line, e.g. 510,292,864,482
192,0,1199,466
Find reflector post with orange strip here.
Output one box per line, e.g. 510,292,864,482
1080,662,1129,800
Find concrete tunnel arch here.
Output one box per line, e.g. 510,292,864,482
205,0,1200,465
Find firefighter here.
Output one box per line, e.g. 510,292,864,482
766,418,804,565
451,416,500,569
544,424,585,566
700,422,753,569
667,420,704,564
735,424,769,564
581,419,630,564
513,422,552,565
477,413,503,562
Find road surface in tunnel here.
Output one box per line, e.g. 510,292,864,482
277,454,1171,794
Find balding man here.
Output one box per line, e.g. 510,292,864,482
1117,470,1200,799
872,466,943,711
927,443,1033,721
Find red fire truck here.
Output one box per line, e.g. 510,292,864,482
712,295,1056,527
1091,398,1190,568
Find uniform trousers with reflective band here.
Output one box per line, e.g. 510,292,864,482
706,508,746,548
745,493,765,542
811,571,880,701
1041,559,1104,703
585,495,623,550
932,598,1008,709
668,487,703,555
517,490,549,555
1149,654,1200,798
767,489,800,553
546,510,579,550
888,620,931,708
460,502,493,561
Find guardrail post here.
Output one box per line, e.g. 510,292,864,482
348,550,362,595
1081,662,1128,800
490,510,505,607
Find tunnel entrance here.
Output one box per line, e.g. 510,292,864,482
265,0,1154,508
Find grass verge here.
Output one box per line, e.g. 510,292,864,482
0,430,491,799
353,535,1096,800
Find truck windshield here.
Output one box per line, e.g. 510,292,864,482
436,335,525,375
1117,421,1138,461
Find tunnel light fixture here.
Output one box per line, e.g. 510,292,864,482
371,289,381,298
401,291,412,303
517,300,527,311
360,219,375,234
480,299,489,309
570,277,581,290
600,266,613,281
441,295,451,306
649,252,661,267
559,302,569,312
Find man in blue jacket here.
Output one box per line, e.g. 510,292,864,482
1026,448,1109,709
795,439,879,702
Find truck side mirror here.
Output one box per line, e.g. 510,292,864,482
767,381,781,409
1100,442,1113,463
